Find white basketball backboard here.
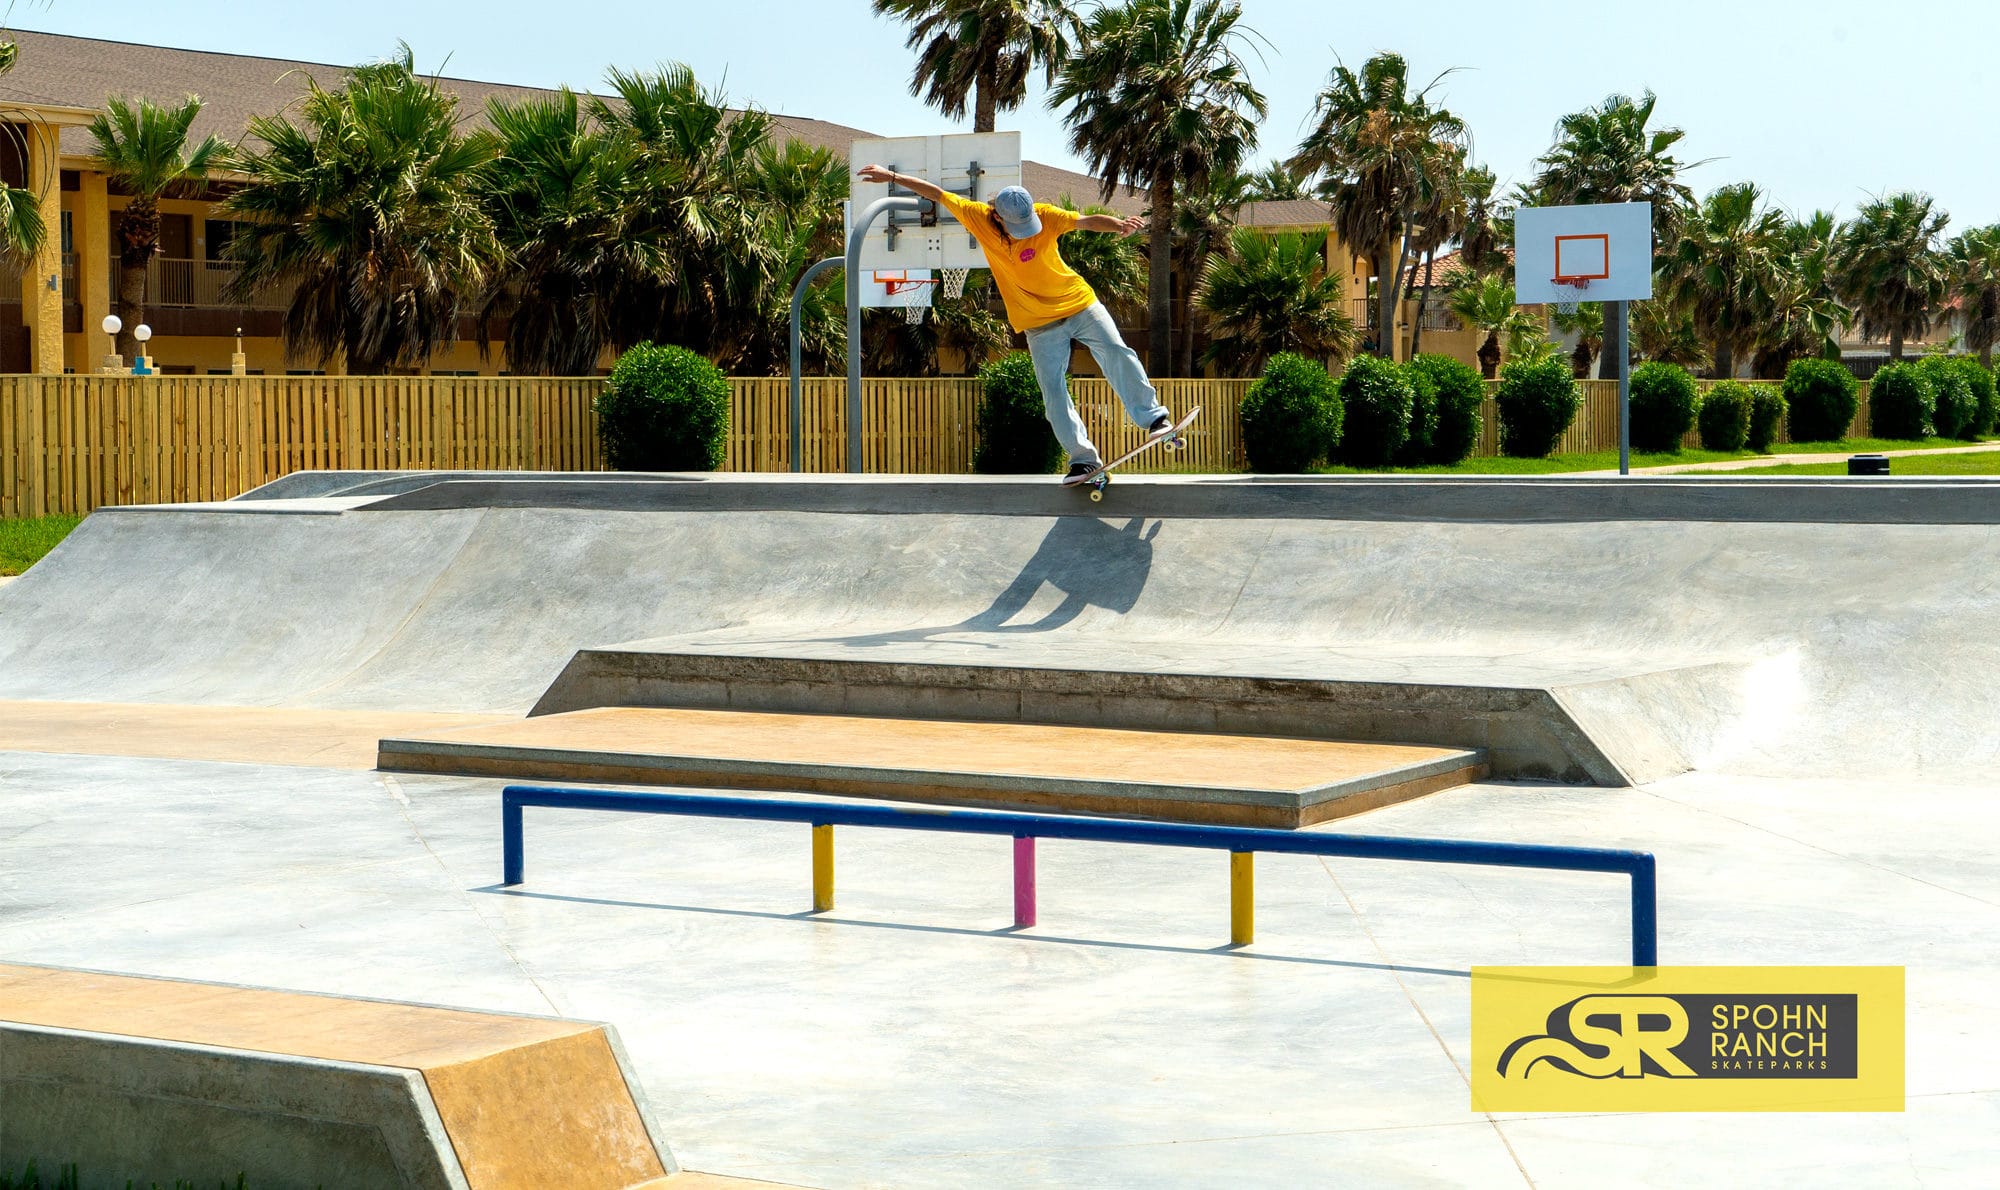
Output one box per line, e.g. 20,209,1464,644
1514,202,1654,304
849,131,1022,272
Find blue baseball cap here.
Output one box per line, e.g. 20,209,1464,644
993,186,1041,238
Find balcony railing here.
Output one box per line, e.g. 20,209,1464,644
106,256,289,310
1358,300,1465,333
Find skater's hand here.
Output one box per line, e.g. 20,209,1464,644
857,164,897,184
1111,214,1144,236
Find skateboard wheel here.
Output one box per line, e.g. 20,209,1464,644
1089,489,1103,502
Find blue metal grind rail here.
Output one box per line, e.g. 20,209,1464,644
500,786,1659,966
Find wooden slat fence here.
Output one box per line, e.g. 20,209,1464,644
3,372,1883,518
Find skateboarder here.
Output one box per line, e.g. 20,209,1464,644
856,165,1174,479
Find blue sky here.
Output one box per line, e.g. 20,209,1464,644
12,0,1998,226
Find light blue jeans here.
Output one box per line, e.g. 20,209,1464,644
1023,301,1169,466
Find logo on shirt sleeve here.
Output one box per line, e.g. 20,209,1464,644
1019,248,1037,262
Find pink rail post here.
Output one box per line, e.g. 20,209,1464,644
1013,835,1036,928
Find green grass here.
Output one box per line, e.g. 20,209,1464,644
1729,452,2000,477
1772,435,1988,454
1308,437,1999,476
1314,447,1749,475
0,515,82,575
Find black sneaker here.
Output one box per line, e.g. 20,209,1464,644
1065,461,1097,479
1148,414,1173,436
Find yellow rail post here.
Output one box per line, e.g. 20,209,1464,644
812,823,834,912
1230,851,1254,945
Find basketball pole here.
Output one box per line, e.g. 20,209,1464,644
789,256,844,474
846,196,921,474
1609,299,1631,476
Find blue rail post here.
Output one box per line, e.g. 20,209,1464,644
499,787,1661,965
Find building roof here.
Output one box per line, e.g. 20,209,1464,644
1,28,1150,214
1237,198,1331,228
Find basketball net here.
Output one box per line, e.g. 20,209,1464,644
903,302,926,326
943,267,969,300
1553,277,1590,316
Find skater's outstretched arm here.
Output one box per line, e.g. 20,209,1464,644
1074,213,1145,236
856,164,946,204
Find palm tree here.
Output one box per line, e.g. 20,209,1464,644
1288,52,1468,359
88,96,228,360
477,88,665,375
1193,227,1355,375
0,38,47,269
1455,165,1508,277
735,139,853,375
1554,302,1604,378
1404,148,1473,358
1632,297,1706,368
588,66,780,365
1832,192,1949,362
873,0,1080,132
1656,184,1788,377
1444,270,1539,378
1948,225,2000,368
224,49,499,374
1172,168,1249,373
1752,210,1846,378
1243,159,1306,202
1530,91,1698,222
1050,0,1267,375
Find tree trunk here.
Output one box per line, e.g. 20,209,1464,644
1147,181,1174,376
1408,250,1436,358
1175,253,1196,377
115,197,160,360
1983,343,1993,370
1378,232,1410,360
1572,341,1593,379
974,66,997,133
1478,332,1500,379
1714,341,1734,380
1889,328,1904,362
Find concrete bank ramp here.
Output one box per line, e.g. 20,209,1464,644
2,472,1996,783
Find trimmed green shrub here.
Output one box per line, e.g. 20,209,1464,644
1867,361,1935,440
595,343,730,471
1916,354,1978,439
1393,358,1438,466
1240,352,1342,472
1408,353,1485,465
1697,380,1753,452
1495,356,1581,458
1949,356,1999,437
1627,361,1700,452
1746,384,1785,453
1333,354,1414,467
1783,357,1859,442
974,352,1063,473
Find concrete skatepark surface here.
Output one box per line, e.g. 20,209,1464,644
2,471,1997,1186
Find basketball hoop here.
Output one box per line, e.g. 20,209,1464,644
943,267,969,300
1552,276,1591,316
903,302,927,326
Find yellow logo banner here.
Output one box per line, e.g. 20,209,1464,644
1471,966,1903,1112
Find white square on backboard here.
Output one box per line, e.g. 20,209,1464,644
1515,202,1653,304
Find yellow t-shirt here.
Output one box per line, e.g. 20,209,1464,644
935,190,1098,332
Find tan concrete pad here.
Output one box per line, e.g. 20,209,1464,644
0,963,669,1188
0,699,510,769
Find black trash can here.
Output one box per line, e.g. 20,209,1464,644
1848,454,1890,476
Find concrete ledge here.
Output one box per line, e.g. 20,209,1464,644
263,470,2000,525
527,646,1732,784
0,963,678,1189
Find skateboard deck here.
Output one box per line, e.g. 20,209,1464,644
1061,407,1201,501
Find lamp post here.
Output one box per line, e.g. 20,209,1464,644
132,324,154,376
100,315,126,374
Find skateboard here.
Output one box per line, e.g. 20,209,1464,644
1061,407,1201,502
